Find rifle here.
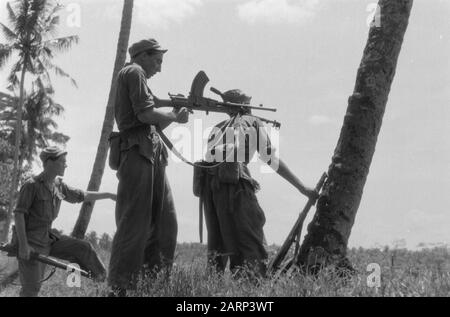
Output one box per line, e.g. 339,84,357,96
0,243,92,279
159,71,281,129
268,172,328,275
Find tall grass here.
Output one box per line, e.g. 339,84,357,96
1,244,450,297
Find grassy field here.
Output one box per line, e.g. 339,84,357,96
1,243,450,297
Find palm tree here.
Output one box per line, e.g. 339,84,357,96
297,0,413,271
72,0,134,239
0,0,78,242
22,78,70,163
1,83,70,164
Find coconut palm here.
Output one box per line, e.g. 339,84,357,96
297,0,413,271
1,82,70,164
0,0,78,242
72,0,134,239
22,77,70,163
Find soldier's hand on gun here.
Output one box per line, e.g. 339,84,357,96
173,107,190,123
18,243,34,261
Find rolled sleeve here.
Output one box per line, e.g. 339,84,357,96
61,182,85,204
14,182,36,215
127,69,155,115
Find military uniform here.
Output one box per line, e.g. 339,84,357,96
14,174,106,297
201,92,274,277
108,60,177,289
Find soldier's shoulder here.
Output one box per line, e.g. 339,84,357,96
121,63,144,75
22,175,39,184
20,175,40,190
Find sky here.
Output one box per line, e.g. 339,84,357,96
0,0,449,249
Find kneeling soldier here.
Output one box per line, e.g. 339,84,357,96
13,146,116,297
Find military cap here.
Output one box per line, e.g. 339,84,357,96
129,38,168,58
39,146,67,163
222,89,252,104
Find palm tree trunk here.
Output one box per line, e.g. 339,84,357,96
297,0,413,270
1,65,27,243
71,0,134,239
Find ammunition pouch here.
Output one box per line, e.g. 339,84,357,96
108,131,121,171
193,161,223,197
217,162,241,184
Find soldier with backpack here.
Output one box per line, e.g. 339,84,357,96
197,90,318,278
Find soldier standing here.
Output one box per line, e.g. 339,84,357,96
200,90,317,278
108,38,190,296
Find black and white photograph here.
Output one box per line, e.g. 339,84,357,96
0,0,449,301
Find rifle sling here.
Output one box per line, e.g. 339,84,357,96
155,115,237,170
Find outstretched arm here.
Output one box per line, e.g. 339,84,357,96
269,156,318,200
258,127,318,200
84,192,117,202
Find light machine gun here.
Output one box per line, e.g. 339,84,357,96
159,71,281,129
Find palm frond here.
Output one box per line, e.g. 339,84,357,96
0,91,17,115
36,133,49,148
43,16,60,38
34,75,52,94
0,90,16,104
0,22,18,42
41,57,78,88
38,2,63,39
33,57,54,88
0,110,16,121
46,98,64,116
41,46,54,60
45,3,64,23
6,2,17,26
40,117,57,129
14,0,31,35
26,0,46,33
0,44,14,68
43,35,79,54
24,54,37,74
44,3,63,25
7,60,22,88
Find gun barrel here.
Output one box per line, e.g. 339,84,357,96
217,102,277,112
0,244,91,279
33,253,92,278
166,95,278,114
